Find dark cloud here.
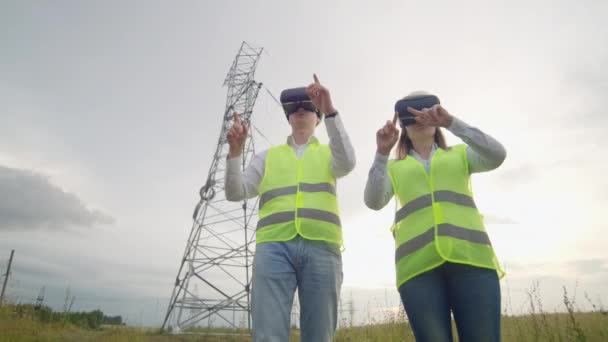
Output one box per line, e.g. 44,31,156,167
0,165,114,230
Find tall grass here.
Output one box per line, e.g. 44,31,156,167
335,283,608,342
1,284,607,341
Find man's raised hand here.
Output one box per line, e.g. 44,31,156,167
227,112,248,158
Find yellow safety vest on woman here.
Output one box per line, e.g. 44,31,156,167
388,144,504,288
256,138,342,245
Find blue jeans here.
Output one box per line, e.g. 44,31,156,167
398,262,501,342
251,235,343,342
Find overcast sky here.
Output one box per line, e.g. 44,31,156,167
1,0,607,326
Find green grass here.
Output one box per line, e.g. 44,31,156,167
1,285,607,341
335,307,608,342
1,312,607,342
0,312,608,342
2,310,606,342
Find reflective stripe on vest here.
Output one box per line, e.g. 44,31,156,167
394,224,491,262
258,183,336,210
257,207,341,230
389,144,504,288
395,191,477,223
256,141,342,244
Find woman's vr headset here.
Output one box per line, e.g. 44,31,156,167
395,94,440,127
280,87,321,119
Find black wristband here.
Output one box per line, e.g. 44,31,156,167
325,111,339,119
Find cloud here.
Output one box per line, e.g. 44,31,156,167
484,214,518,225
557,48,608,138
0,165,114,230
565,259,608,276
8,252,171,296
497,163,538,186
496,158,600,187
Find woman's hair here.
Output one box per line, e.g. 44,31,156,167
396,126,447,159
396,91,448,160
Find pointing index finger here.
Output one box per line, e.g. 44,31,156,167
313,73,320,84
407,107,424,116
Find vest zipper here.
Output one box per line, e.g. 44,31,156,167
414,153,438,236
293,146,305,234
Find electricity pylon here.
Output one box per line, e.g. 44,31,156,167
162,41,264,334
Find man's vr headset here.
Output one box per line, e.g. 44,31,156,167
394,94,440,127
280,87,321,119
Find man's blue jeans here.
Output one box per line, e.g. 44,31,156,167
398,262,501,342
251,235,343,342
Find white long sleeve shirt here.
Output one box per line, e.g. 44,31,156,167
364,117,506,210
225,115,356,201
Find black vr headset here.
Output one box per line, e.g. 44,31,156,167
395,94,440,127
280,87,321,120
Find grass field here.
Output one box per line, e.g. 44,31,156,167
2,286,607,341
2,309,607,341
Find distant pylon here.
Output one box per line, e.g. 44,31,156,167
162,41,264,334
35,286,45,309
0,249,15,306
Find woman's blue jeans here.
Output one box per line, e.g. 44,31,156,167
398,262,501,342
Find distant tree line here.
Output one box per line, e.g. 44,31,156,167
12,303,123,329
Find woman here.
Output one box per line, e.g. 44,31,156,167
364,91,506,342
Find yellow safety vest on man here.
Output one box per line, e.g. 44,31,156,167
388,144,504,288
256,138,342,245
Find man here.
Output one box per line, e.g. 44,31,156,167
225,74,355,341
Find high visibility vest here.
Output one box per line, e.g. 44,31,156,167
256,138,342,245
388,144,504,288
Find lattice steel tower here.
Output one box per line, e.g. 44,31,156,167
162,41,263,333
